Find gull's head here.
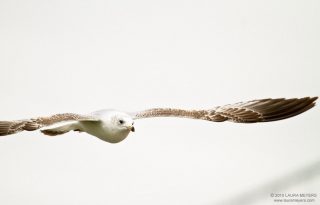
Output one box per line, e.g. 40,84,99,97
110,112,135,132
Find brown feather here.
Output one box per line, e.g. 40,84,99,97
134,97,318,123
0,113,97,136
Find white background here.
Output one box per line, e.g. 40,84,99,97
0,0,319,204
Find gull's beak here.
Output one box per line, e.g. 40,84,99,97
127,126,135,132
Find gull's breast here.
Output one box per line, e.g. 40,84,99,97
79,121,130,143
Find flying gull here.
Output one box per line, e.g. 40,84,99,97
0,97,317,143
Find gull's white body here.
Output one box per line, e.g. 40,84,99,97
80,110,133,143
45,110,134,143
79,121,129,143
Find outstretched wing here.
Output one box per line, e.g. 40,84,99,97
133,97,318,123
0,113,99,136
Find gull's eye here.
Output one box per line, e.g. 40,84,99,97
119,120,124,124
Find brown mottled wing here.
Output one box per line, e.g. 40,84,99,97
212,97,317,123
0,113,99,136
133,97,318,123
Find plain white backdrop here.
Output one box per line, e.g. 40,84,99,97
0,0,319,204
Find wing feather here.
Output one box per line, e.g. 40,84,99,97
133,97,318,123
0,113,98,136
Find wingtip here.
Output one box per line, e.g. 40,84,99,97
310,96,318,102
0,121,14,136
306,96,318,107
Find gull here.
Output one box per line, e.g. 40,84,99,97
0,97,318,143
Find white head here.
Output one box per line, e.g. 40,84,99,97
109,111,135,133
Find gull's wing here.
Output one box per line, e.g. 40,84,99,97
133,97,318,123
0,113,99,136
